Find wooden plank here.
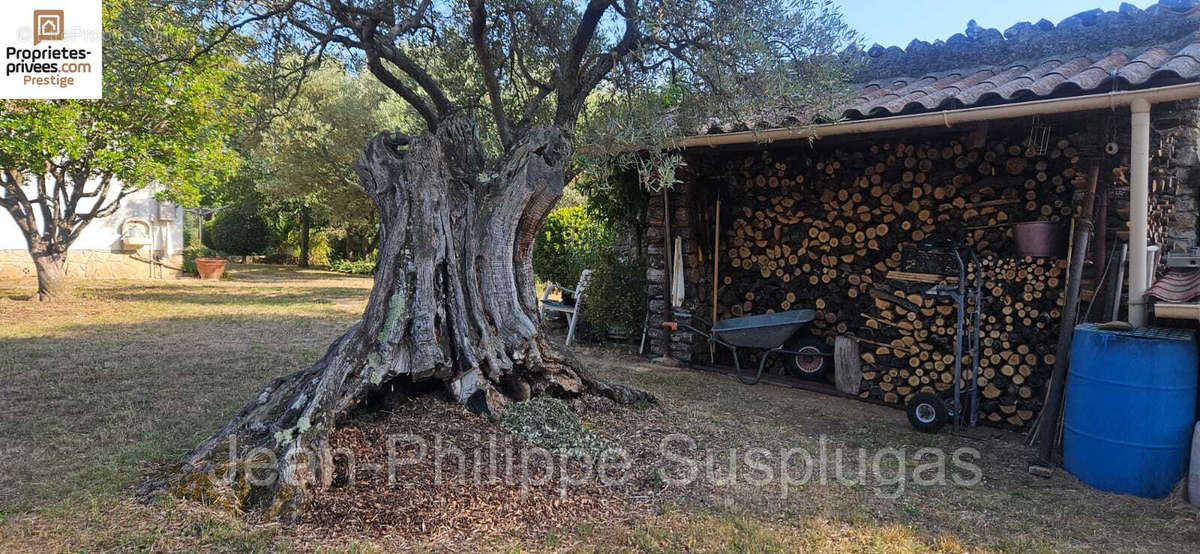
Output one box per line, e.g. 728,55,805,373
834,336,862,395
886,271,958,284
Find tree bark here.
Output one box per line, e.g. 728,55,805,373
32,251,66,302
299,207,311,268
170,123,652,520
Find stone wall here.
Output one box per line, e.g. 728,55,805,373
0,249,183,280
1152,99,1200,253
645,186,697,360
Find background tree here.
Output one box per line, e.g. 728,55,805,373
0,0,246,300
258,63,417,266
203,172,272,257
171,0,857,518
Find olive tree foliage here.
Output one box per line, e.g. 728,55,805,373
166,0,859,519
574,0,858,190
189,0,857,161
257,63,418,248
0,0,247,300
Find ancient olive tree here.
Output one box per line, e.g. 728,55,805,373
0,0,244,300
172,0,856,518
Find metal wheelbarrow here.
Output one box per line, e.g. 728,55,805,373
668,310,833,385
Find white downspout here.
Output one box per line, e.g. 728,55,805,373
1129,98,1151,327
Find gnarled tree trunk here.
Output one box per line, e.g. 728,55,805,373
170,122,651,520
32,251,66,302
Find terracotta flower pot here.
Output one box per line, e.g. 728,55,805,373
195,257,228,280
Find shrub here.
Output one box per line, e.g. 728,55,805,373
533,205,611,288
329,251,377,275
269,228,332,266
206,205,270,256
582,250,646,336
499,397,611,458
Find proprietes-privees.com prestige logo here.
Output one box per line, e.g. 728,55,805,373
0,2,102,99
5,9,93,90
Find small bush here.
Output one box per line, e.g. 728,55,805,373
269,229,332,266
329,251,377,275
499,397,611,458
206,205,270,256
582,250,647,336
533,206,611,288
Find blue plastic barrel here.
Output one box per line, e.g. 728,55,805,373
1063,324,1197,498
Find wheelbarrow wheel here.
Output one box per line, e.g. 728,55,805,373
907,393,948,433
785,335,831,380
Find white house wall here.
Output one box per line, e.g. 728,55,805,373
0,180,185,280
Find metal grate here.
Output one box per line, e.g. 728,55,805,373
1025,115,1051,156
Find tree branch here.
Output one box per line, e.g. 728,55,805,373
65,174,121,248
580,0,642,94
562,0,613,82
468,0,512,149
0,171,44,251
335,2,454,118
365,52,439,130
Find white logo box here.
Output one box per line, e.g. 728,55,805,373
0,0,102,99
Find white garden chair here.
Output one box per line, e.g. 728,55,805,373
539,269,592,346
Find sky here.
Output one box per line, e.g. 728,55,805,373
837,0,1157,48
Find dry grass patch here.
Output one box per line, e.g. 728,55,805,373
0,266,371,510
2,266,1198,552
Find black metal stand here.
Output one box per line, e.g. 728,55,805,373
918,239,982,430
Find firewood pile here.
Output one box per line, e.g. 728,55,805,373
717,135,1083,427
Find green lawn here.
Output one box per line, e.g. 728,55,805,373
1,265,1197,552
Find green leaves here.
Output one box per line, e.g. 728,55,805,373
0,0,247,209
257,63,418,229
575,0,860,192
500,397,613,459
532,205,612,289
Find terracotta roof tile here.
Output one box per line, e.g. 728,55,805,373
1158,43,1200,76
699,41,1200,135
695,2,1200,135
954,64,1033,104
1117,47,1173,83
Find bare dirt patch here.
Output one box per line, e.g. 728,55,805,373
294,396,639,548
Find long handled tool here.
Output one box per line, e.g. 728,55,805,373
1031,163,1100,474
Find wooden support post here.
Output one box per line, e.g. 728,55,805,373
711,196,721,363
1093,179,1108,309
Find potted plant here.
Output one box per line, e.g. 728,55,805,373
186,247,228,280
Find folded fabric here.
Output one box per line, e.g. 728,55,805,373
1145,269,1200,303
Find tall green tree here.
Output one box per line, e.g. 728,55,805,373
0,0,246,300
258,63,416,266
173,0,857,518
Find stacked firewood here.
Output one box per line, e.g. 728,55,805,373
858,257,1065,427
717,134,1081,427
1108,166,1174,247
